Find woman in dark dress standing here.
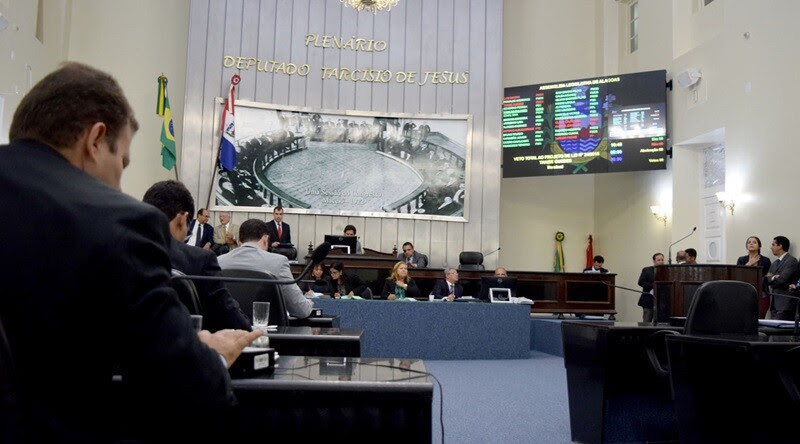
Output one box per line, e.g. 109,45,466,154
736,236,771,318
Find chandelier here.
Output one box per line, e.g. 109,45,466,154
340,0,400,13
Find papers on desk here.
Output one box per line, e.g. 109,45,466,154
758,319,796,329
511,297,534,305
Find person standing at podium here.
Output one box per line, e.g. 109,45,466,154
766,236,799,320
736,236,771,318
637,252,664,322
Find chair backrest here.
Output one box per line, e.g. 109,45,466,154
684,280,759,336
0,314,23,441
169,270,203,315
361,287,373,300
458,251,484,271
219,268,289,326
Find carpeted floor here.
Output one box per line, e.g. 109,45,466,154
426,351,572,444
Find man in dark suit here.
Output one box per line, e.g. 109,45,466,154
186,208,214,249
767,236,799,320
583,255,609,273
397,242,428,268
0,62,260,442
143,181,251,332
637,252,665,323
266,205,297,259
432,268,464,301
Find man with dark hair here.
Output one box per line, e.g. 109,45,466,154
685,248,698,264
143,180,250,332
638,252,665,322
186,207,214,249
583,255,609,273
343,224,364,254
767,236,799,320
266,205,297,259
0,62,260,442
218,219,313,318
397,241,428,268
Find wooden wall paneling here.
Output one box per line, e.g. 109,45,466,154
237,0,260,100
429,220,448,267
402,0,422,113
370,11,390,112
196,0,229,206
462,0,486,254
381,217,399,254
386,0,406,112
480,0,502,269
364,216,383,252
336,6,358,111
270,0,294,105
305,0,326,109
181,1,210,197
254,0,277,103
353,11,374,111
320,1,342,109
288,0,310,106
435,0,454,115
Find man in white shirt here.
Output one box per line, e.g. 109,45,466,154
186,208,213,249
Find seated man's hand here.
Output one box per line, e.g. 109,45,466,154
198,329,264,368
387,293,397,300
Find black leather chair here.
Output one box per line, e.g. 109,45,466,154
646,280,759,378
169,270,203,315
0,316,23,442
458,251,484,271
220,269,289,326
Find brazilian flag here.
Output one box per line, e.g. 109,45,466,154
157,76,176,170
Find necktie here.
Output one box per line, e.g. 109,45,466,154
195,224,203,246
775,259,782,269
449,283,454,294
277,223,282,241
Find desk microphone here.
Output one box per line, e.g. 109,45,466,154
602,281,660,326
174,242,332,286
668,227,696,264
483,247,501,257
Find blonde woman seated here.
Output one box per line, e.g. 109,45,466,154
381,262,421,300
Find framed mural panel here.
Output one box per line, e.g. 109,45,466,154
210,99,471,222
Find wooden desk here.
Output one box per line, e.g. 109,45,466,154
265,326,362,357
295,253,617,318
233,356,433,441
654,264,761,322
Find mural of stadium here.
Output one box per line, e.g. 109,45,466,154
212,100,471,221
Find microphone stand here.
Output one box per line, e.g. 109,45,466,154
602,281,660,326
668,227,696,265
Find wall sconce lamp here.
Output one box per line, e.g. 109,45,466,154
650,206,668,226
716,191,735,215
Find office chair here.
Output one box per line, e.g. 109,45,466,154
646,280,759,378
169,270,203,315
220,269,289,326
458,251,484,271
0,315,23,442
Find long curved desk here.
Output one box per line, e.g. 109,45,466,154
292,248,618,318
